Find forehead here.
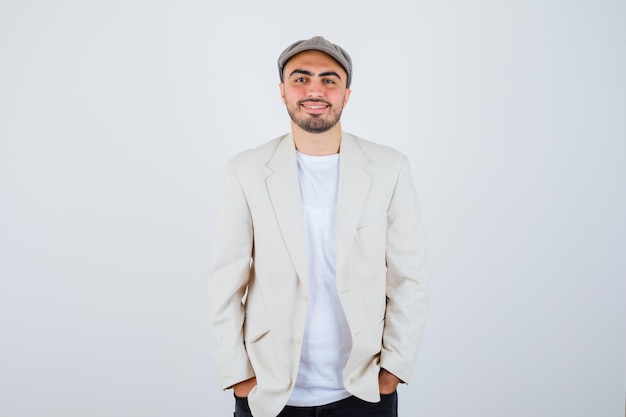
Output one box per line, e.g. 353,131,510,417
283,50,347,77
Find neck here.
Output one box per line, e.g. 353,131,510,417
292,122,342,156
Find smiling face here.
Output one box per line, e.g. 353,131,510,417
280,50,351,134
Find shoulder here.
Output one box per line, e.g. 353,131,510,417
343,132,407,166
230,134,288,167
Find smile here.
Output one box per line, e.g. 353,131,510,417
300,101,329,114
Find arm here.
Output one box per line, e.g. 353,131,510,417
208,161,256,390
380,156,429,385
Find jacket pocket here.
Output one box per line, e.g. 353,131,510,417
243,314,271,343
355,216,387,240
244,327,270,343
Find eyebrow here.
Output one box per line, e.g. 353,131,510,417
288,69,342,80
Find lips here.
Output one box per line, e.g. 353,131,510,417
300,101,329,114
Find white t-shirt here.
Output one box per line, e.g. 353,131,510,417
287,151,353,406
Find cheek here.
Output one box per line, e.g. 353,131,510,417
328,91,347,107
283,88,302,104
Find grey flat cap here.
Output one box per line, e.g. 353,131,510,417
278,36,353,88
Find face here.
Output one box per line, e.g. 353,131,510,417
280,50,351,134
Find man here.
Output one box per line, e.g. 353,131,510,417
208,36,428,417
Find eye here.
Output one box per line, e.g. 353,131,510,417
295,77,307,83
323,79,335,84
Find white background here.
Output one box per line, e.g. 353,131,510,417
1,1,624,416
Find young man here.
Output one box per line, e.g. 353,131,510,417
208,36,428,417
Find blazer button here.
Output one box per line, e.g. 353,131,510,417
295,337,302,345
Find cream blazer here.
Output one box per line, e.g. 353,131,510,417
208,132,428,417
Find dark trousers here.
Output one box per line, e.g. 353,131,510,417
234,391,398,417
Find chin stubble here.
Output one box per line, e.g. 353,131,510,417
287,101,343,134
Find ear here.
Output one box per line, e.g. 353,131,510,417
279,83,286,104
343,88,351,107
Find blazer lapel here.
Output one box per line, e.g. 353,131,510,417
265,134,309,286
336,133,372,287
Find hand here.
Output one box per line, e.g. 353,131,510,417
378,369,400,394
232,376,257,398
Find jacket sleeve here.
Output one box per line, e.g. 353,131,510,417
207,161,255,389
380,156,429,384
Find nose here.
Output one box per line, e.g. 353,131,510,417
306,79,324,97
